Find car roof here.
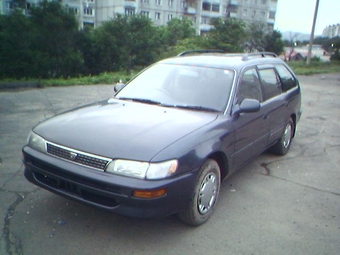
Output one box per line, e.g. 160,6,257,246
159,51,286,71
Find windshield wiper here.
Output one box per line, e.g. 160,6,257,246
163,104,220,112
117,97,162,105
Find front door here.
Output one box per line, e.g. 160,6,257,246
232,68,269,170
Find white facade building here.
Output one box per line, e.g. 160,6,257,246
2,0,278,34
322,24,340,38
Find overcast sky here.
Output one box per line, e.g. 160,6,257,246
274,0,340,35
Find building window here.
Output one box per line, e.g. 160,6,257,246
261,0,267,4
180,1,186,8
212,4,220,12
252,10,256,17
69,7,78,15
168,0,173,7
201,16,210,24
125,7,135,15
202,2,211,11
192,16,197,23
84,8,94,16
83,22,95,28
168,14,173,20
6,1,14,9
269,11,275,19
260,11,266,18
141,11,150,17
156,0,162,5
243,9,248,16
155,12,161,20
141,0,149,3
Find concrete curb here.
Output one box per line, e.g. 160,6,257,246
0,82,39,90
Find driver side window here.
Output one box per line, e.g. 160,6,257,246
236,68,262,105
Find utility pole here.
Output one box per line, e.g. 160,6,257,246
306,0,320,65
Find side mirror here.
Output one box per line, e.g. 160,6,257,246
232,98,260,115
114,82,126,93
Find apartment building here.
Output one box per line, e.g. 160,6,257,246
2,0,278,34
322,24,340,38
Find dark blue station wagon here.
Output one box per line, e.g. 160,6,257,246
23,51,302,225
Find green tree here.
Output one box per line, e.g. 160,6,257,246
164,18,196,46
204,18,247,52
158,36,206,59
76,27,102,75
245,22,266,52
263,30,284,55
244,22,284,55
29,0,82,78
329,39,340,61
0,10,34,79
94,14,160,73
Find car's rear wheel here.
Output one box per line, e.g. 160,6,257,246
271,118,294,155
178,159,221,226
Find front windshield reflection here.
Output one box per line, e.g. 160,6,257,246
116,63,234,112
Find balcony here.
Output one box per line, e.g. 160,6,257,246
227,12,238,18
125,0,137,8
185,7,196,14
228,0,238,6
199,24,214,31
267,18,275,24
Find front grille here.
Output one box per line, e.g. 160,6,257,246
46,143,110,170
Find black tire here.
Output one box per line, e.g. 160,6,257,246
178,159,221,226
270,118,294,155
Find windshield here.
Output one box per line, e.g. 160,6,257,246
116,63,235,112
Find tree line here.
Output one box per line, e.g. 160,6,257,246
0,1,284,80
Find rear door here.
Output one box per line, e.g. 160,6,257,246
257,65,286,144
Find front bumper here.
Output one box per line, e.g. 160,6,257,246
22,146,195,219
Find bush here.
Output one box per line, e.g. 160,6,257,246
288,61,340,75
330,52,340,61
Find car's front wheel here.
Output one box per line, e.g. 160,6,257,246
178,159,221,226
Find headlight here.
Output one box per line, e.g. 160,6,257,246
27,131,46,153
106,159,178,180
146,160,178,179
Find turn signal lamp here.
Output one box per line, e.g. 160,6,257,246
133,188,167,199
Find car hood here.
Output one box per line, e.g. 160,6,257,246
34,99,218,161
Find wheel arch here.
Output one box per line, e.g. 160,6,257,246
290,113,297,138
208,151,230,180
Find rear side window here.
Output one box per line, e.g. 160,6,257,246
258,68,281,101
276,64,298,91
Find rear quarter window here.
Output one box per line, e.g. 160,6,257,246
258,68,281,101
276,64,298,91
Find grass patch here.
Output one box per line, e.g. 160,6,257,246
0,71,138,89
288,61,340,75
1,62,339,89
39,71,138,87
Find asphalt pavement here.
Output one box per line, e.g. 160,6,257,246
0,74,340,255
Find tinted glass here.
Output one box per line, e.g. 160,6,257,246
258,68,281,100
236,68,262,104
276,64,297,91
116,63,235,111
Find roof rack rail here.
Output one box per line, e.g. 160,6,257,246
241,52,278,61
177,49,225,56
